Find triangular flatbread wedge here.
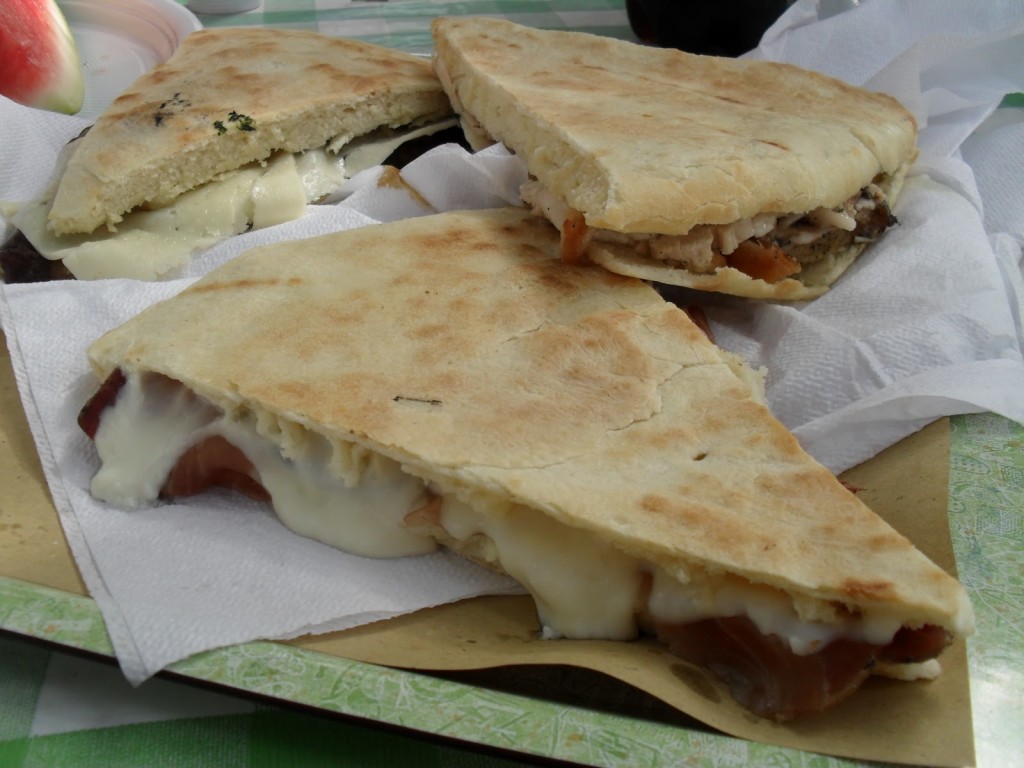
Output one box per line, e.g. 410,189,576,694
431,17,918,299
50,27,453,235
4,27,455,281
78,208,971,719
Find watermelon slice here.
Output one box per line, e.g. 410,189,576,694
0,0,84,114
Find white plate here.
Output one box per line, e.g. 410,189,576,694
58,0,202,122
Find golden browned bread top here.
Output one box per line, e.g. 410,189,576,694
431,17,917,235
88,208,970,635
48,27,452,235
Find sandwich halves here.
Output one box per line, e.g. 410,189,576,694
431,17,918,300
78,208,972,720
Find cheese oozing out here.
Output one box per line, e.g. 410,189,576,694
429,483,906,653
89,370,915,659
2,119,456,281
91,371,437,558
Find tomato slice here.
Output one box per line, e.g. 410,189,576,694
726,239,801,283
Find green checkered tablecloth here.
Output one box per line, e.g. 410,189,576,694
193,0,637,52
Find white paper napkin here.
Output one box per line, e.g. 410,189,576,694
2,0,1024,684
721,0,1024,470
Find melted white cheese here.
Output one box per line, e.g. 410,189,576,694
92,372,437,558
5,120,455,281
646,567,903,653
807,207,857,232
90,371,908,654
440,495,642,640
10,150,338,280
91,374,220,507
333,119,459,179
250,152,312,231
430,479,906,653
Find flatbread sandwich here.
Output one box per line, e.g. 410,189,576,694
431,17,918,300
2,27,457,281
77,207,972,720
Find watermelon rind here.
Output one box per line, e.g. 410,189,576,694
0,0,85,115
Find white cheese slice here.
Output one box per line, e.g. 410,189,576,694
434,484,903,652
646,567,904,654
9,150,333,281
92,371,437,558
3,119,457,281
218,418,436,558
333,118,459,179
439,495,643,640
250,152,310,231
91,374,221,507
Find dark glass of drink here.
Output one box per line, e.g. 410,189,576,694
626,0,791,56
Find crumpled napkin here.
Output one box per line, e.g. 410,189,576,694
718,0,1024,470
2,0,1023,684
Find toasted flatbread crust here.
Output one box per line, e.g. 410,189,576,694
431,16,917,235
88,208,971,636
48,28,452,235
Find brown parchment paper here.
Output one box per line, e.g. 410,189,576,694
0,330,974,767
